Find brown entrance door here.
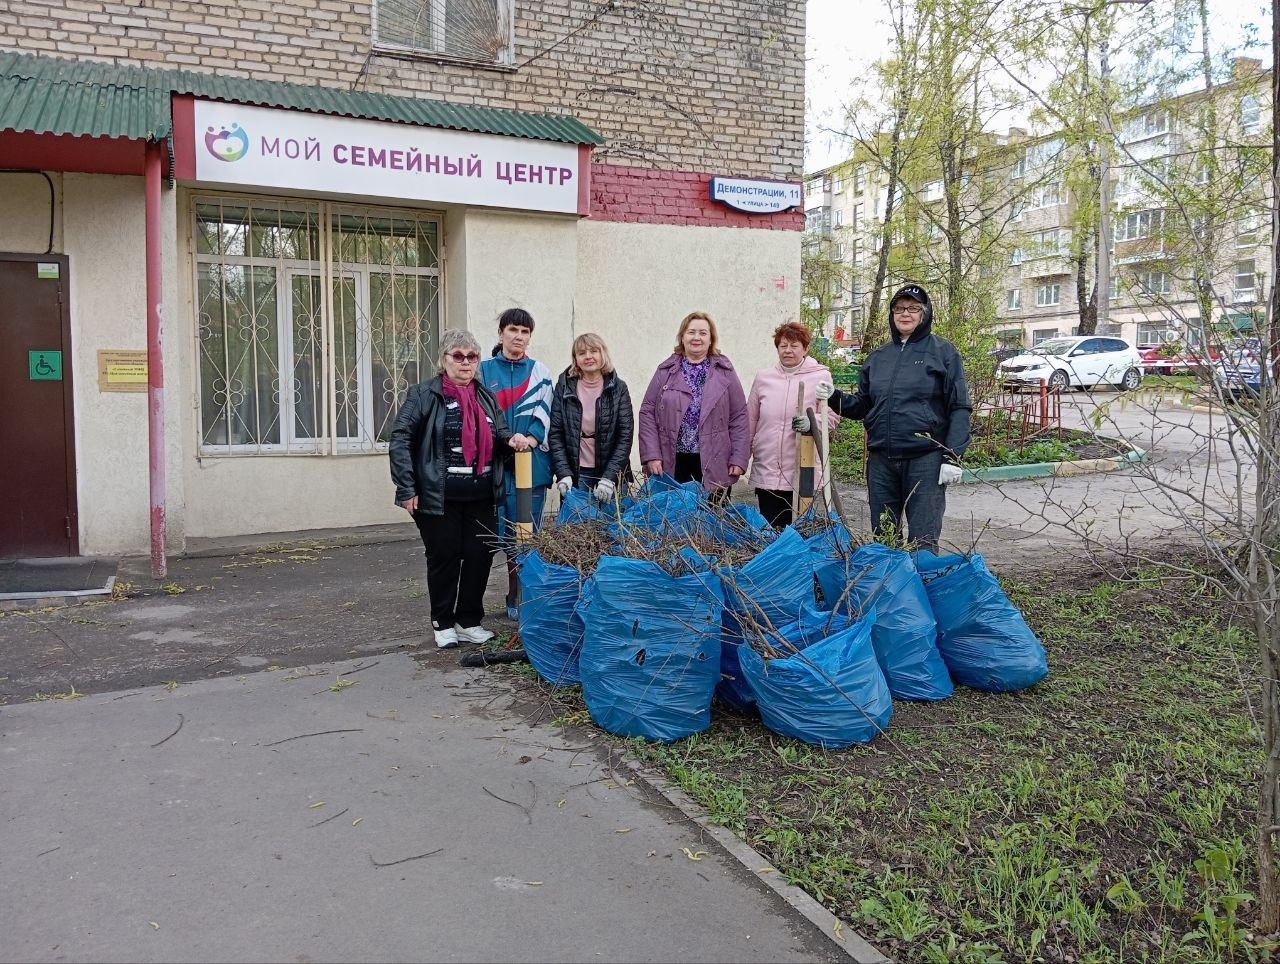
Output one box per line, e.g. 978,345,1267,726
0,254,77,558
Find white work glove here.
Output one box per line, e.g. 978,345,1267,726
814,380,835,401
938,463,963,486
791,414,811,433
593,479,616,503
556,476,573,496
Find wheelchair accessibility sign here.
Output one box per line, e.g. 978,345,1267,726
28,350,63,381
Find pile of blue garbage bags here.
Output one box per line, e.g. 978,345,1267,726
516,478,1049,747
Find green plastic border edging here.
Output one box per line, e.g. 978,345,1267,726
960,447,1146,483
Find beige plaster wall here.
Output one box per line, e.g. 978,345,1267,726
454,209,580,364
0,171,62,254
60,173,187,557
574,220,802,404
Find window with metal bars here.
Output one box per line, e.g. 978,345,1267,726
193,197,441,455
373,0,514,65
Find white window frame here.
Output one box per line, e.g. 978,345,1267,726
373,0,515,66
1032,328,1059,345
924,180,944,201
1006,288,1022,311
1029,182,1062,209
1136,270,1172,296
1114,209,1164,242
832,175,844,194
1241,95,1261,136
1126,110,1169,142
1035,283,1061,307
192,194,443,457
833,208,844,228
1234,260,1257,302
1010,247,1023,266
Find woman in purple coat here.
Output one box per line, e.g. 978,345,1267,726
637,311,750,504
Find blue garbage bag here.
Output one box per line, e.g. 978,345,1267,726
718,527,815,711
702,504,775,547
815,543,952,701
517,551,586,685
739,602,892,748
618,487,706,538
639,473,705,496
915,551,1049,692
557,486,628,525
800,513,854,568
578,551,724,742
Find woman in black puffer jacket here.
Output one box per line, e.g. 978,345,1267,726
548,333,634,503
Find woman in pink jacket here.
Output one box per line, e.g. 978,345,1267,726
746,321,840,529
637,311,750,505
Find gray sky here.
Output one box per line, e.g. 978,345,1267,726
804,0,1273,171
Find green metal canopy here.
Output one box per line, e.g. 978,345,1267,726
0,50,603,145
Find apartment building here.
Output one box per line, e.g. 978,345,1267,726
0,1,805,560
806,58,1270,352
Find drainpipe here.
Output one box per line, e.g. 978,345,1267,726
145,141,167,579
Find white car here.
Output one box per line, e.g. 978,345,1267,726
998,336,1144,392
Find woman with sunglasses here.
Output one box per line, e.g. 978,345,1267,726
548,332,634,502
390,330,514,649
795,284,972,552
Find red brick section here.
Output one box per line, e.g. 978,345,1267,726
589,163,804,230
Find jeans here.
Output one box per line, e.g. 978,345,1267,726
866,450,946,553
413,499,498,629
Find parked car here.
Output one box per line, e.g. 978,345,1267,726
989,345,1023,365
1212,343,1269,402
1138,343,1221,375
997,336,1144,392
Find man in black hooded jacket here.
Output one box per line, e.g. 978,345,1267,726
795,283,971,552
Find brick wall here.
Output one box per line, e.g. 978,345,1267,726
0,0,805,179
591,163,803,229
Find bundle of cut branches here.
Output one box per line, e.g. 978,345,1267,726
522,520,613,573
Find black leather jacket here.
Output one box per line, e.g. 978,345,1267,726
548,370,634,484
389,376,512,514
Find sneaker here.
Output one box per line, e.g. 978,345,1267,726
454,624,495,645
434,627,460,649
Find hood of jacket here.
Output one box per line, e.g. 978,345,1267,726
889,283,934,345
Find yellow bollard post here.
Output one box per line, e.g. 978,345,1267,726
514,449,533,545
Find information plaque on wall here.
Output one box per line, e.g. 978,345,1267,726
97,350,148,393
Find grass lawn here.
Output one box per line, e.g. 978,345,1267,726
498,568,1265,962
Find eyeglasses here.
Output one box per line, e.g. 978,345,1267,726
892,305,924,317
446,352,481,363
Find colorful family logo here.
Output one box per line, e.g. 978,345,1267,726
204,123,249,163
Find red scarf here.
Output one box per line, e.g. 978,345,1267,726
441,378,493,472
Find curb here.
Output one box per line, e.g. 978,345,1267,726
960,447,1147,484
613,753,891,963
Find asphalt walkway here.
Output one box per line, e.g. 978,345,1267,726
0,530,855,964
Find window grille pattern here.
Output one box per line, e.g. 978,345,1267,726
195,198,440,455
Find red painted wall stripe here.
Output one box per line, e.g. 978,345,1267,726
171,95,196,181
588,163,803,230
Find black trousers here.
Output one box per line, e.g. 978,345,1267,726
675,452,732,507
413,499,498,630
755,488,793,530
866,450,946,553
